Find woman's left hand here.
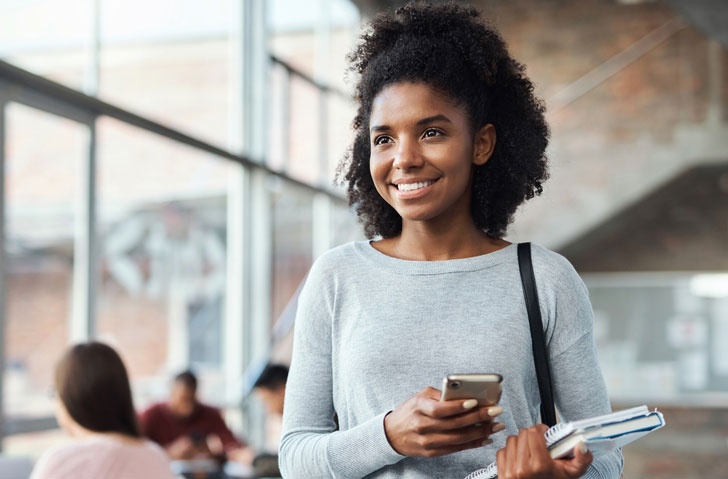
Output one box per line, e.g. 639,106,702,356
496,424,593,479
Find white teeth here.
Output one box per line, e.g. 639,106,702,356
397,180,434,191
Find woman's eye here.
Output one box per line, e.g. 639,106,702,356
423,128,442,138
374,136,392,146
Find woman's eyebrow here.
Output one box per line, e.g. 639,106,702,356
416,114,452,126
370,114,452,133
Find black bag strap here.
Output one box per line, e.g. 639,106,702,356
517,242,557,427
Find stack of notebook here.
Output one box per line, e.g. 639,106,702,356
464,405,665,479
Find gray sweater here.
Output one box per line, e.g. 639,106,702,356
280,241,623,478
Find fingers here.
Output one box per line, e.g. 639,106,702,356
389,388,512,459
496,428,595,479
503,433,518,477
561,441,594,477
497,425,551,479
435,436,494,457
525,426,549,458
421,386,442,401
496,446,506,478
516,428,532,464
420,395,504,422
413,404,504,436
418,395,479,419
417,422,495,449
438,406,504,430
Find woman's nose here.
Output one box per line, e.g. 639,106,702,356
392,138,424,170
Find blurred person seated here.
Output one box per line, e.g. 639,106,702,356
252,363,288,417
139,370,254,465
248,364,289,477
31,342,173,479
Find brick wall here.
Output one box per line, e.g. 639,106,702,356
469,0,728,252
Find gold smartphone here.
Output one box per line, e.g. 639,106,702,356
440,373,503,406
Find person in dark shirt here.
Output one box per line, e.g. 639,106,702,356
139,370,254,464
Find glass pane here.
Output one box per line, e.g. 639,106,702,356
287,76,322,184
268,0,360,184
98,0,234,148
96,117,234,408
3,102,87,419
330,202,362,247
268,0,318,79
3,429,67,462
0,0,93,90
268,62,290,172
271,182,313,323
327,93,355,183
587,275,728,403
268,0,360,86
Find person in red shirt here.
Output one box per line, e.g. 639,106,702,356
139,370,253,464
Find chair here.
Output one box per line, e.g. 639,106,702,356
0,455,34,479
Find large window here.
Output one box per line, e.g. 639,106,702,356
587,274,728,404
0,0,359,462
96,118,234,408
0,0,94,91
3,103,88,420
268,0,360,184
97,0,236,148
271,182,313,323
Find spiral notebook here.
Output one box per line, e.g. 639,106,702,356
464,405,665,479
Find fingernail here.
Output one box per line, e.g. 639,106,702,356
578,441,588,454
463,399,478,409
492,422,506,433
487,406,503,417
481,439,493,446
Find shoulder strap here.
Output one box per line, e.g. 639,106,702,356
517,242,557,427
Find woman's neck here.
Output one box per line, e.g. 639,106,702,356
376,217,510,261
70,424,141,445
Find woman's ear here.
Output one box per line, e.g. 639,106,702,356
473,124,496,166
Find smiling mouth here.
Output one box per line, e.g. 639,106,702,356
395,179,437,192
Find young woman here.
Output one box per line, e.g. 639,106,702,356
31,342,173,479
279,3,623,478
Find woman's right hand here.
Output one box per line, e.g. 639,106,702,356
383,386,505,457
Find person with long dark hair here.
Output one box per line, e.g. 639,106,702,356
31,342,172,479
279,2,623,478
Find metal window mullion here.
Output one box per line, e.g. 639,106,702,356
315,0,331,187
237,0,269,449
223,0,246,436
282,67,291,174
224,165,247,409
87,120,98,337
312,193,331,261
0,100,7,450
0,60,344,202
318,90,328,187
246,169,272,448
70,118,97,342
83,0,101,96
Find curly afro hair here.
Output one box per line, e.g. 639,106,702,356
337,1,549,239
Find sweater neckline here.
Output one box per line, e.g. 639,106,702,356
353,240,517,275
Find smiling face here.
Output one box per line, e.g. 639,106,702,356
369,82,494,229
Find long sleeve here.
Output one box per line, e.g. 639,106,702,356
278,262,405,478
138,405,163,445
550,336,623,479
208,408,245,451
541,254,624,479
